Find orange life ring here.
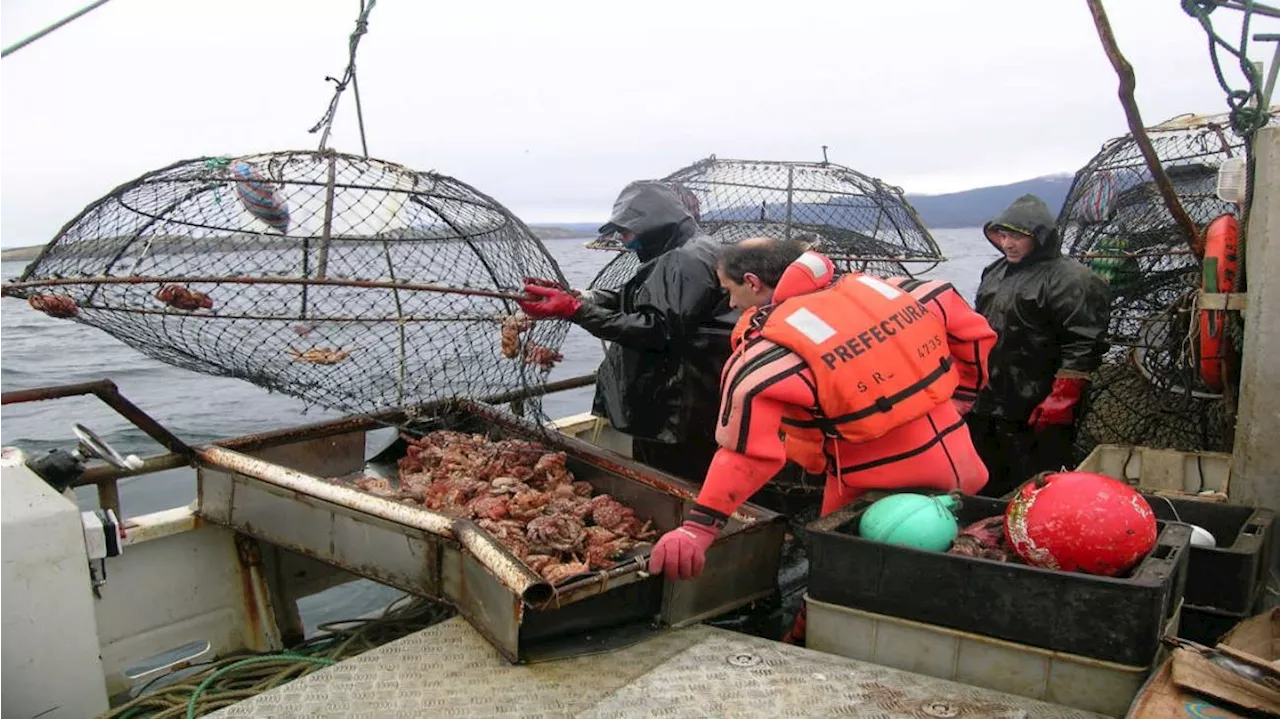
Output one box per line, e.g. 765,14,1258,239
1198,213,1240,391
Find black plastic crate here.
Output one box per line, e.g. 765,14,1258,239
1142,494,1274,614
806,494,1191,667
1177,588,1265,647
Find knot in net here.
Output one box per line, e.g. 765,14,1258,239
1059,111,1278,457
587,157,943,292
7,150,569,418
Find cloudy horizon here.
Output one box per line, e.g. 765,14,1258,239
2,0,1275,247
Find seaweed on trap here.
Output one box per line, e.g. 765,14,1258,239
6,150,570,421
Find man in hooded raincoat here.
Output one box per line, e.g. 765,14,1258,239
968,194,1112,497
519,181,736,481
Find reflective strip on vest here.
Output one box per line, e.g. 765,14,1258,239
795,251,832,281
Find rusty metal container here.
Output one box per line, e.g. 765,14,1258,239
196,399,786,663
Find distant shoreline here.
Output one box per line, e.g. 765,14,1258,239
0,224,988,262
0,224,596,263
0,172,1076,262
0,246,41,261
528,226,595,241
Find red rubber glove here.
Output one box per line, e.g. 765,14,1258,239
518,284,582,320
648,519,719,580
524,277,587,300
522,276,562,289
1028,377,1088,431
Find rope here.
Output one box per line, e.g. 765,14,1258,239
0,0,118,59
184,656,336,719
1181,0,1271,408
309,0,378,155
1182,0,1275,136
97,595,454,719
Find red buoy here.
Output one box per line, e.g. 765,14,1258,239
1004,472,1157,576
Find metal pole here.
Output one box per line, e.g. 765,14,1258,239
59,372,601,485
3,274,531,303
1255,34,1280,109
1,0,116,59
317,153,337,279
0,379,191,457
1221,1,1280,20
784,166,795,241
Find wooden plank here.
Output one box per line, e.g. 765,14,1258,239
1200,290,1249,311
1170,648,1280,714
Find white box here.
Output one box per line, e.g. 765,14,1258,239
806,595,1176,718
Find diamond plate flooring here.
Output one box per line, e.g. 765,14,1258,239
211,618,1108,718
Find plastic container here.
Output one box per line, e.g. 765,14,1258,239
805,494,1190,666
1075,444,1231,500
806,595,1176,719
1141,493,1274,615
1076,444,1273,618
1177,589,1266,647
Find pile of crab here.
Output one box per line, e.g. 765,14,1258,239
346,430,657,585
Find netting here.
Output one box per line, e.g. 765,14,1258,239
5,150,570,418
586,157,941,292
1058,110,1277,457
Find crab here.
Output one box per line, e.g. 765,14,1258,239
288,347,354,365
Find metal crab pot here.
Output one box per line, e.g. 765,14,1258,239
195,399,786,663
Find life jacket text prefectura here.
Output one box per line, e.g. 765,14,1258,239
755,273,958,444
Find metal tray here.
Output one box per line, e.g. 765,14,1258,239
196,399,787,663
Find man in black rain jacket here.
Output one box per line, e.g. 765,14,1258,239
968,194,1111,497
519,181,736,481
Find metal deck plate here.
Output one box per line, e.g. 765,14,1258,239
211,618,1107,718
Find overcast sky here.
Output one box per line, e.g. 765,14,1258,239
1,0,1275,247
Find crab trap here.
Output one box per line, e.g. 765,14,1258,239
4,150,571,419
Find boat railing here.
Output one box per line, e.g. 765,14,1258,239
0,374,597,517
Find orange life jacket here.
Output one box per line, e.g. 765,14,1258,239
751,273,957,445
730,310,753,351
881,276,993,405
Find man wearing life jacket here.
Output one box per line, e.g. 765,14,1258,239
648,237,994,586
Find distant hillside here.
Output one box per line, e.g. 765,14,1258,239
905,175,1075,229
0,180,1076,261
534,176,1078,234
527,224,596,239
1,246,41,262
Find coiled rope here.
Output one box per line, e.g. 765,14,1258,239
100,594,455,719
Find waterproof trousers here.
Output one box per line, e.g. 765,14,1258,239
631,435,718,485
964,413,1075,498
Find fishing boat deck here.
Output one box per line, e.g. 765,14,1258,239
209,617,1106,718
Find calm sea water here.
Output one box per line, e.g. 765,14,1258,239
0,228,997,625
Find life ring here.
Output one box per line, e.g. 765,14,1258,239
1198,213,1240,391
